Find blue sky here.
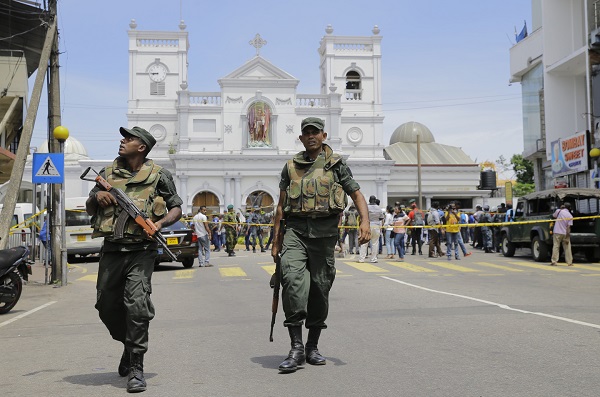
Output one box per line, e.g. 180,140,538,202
31,0,531,166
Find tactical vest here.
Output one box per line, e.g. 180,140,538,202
223,212,237,229
92,159,166,239
283,147,348,217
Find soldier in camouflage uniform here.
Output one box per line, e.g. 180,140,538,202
223,204,239,256
271,117,370,373
86,126,182,393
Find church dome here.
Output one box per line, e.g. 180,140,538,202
389,121,435,144
37,136,89,157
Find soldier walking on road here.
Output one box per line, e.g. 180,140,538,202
223,204,239,256
271,117,370,373
86,126,183,393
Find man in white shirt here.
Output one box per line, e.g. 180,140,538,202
193,206,213,267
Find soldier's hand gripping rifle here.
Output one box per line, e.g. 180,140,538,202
80,167,179,261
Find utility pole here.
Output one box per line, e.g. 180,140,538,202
47,0,64,285
0,15,57,248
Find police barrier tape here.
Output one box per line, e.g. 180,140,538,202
190,214,600,230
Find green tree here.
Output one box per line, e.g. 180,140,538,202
511,154,535,196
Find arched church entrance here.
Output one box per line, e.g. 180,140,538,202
245,190,274,214
192,191,220,215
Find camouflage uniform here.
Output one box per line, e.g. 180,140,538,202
223,208,238,255
89,158,182,355
279,144,358,329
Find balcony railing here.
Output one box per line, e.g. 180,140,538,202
345,89,362,101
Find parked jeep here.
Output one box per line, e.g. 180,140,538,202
500,188,600,262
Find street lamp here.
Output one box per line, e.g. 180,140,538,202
53,125,69,286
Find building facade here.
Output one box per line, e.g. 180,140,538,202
17,21,493,213
510,0,600,191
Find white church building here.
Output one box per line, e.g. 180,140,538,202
22,21,491,214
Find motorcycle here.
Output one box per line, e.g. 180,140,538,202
0,246,32,314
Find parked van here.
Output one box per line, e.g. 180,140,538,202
65,197,101,261
0,203,38,249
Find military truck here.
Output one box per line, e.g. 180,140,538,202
500,188,600,262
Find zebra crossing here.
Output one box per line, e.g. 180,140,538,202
69,256,600,283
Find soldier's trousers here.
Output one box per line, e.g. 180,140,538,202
225,229,237,252
280,229,337,329
95,249,156,354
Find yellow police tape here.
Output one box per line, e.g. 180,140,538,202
196,214,600,230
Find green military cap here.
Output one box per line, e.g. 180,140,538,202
227,204,234,210
409,198,416,204
120,126,157,151
301,117,325,132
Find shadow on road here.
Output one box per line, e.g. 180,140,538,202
63,371,156,389
251,355,347,369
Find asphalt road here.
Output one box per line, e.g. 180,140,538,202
1,246,599,397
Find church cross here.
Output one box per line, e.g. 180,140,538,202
249,33,267,56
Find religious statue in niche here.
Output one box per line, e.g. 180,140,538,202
247,101,272,147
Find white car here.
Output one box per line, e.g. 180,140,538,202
65,197,101,262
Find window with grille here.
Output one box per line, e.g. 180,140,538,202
150,82,165,96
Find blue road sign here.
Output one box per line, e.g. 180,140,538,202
32,153,64,184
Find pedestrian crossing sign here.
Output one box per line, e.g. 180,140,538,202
32,153,64,183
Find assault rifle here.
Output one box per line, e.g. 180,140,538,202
269,218,285,342
269,254,280,342
80,167,179,261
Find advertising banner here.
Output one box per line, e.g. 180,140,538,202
550,131,588,178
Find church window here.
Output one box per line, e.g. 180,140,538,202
247,101,272,147
150,82,165,96
345,71,362,100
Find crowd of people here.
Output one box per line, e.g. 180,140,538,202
188,205,275,263
334,198,521,262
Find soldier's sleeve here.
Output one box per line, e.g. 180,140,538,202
334,160,360,195
278,163,290,191
156,168,184,210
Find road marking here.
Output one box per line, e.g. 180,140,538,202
219,267,247,277
569,264,600,271
507,261,577,272
69,264,88,274
0,301,57,329
474,262,524,272
262,265,345,275
344,262,389,273
173,269,196,279
384,261,437,272
427,261,479,272
381,277,600,330
77,274,98,282
262,265,275,275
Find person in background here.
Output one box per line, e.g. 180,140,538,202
343,204,360,255
383,205,395,259
551,202,573,266
479,205,494,253
358,195,384,263
210,211,221,252
246,206,266,253
393,205,410,261
407,199,425,255
193,206,213,266
427,201,443,258
223,205,238,256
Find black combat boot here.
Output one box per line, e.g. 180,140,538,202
305,328,326,365
127,353,146,393
118,346,130,377
278,326,305,373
